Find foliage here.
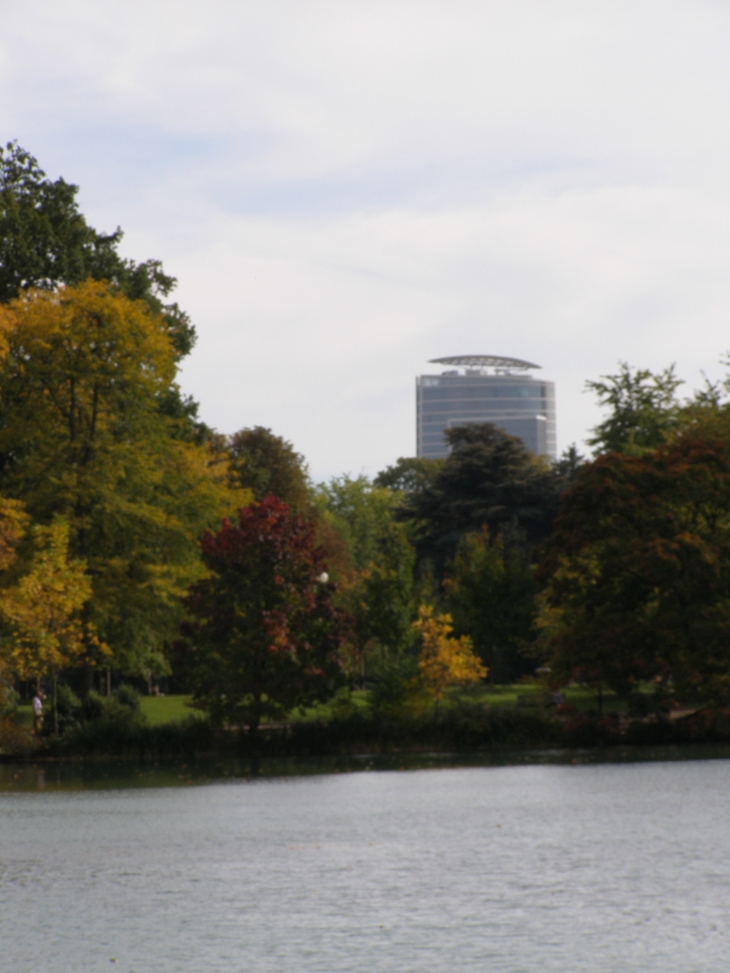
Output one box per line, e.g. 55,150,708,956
374,456,445,495
115,683,141,711
537,434,730,704
444,527,538,683
586,362,683,455
552,444,587,485
0,141,195,357
43,683,144,740
413,606,487,702
45,682,83,735
181,495,347,731
399,423,564,574
368,654,424,715
0,282,245,674
0,518,98,681
0,498,29,571
227,426,311,510
315,475,405,570
315,475,418,674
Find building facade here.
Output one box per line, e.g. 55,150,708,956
416,355,556,460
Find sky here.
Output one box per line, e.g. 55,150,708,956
2,0,730,481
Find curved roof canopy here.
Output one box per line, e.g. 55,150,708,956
429,355,541,370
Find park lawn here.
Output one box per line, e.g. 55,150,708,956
17,695,204,727
451,682,558,709
452,682,639,714
139,695,205,725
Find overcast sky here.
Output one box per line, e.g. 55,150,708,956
2,1,729,480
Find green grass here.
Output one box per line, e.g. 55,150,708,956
139,695,205,725
16,695,204,727
450,681,630,713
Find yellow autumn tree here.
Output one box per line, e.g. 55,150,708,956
0,518,104,733
0,282,246,678
414,605,487,703
0,498,30,713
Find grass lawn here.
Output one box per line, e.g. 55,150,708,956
139,695,205,725
16,695,205,727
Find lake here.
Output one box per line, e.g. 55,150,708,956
1,754,729,972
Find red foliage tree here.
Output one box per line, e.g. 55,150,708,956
181,495,347,730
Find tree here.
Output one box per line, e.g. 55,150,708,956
0,141,208,441
227,426,312,511
552,444,586,485
586,362,683,455
0,142,195,357
181,495,347,731
0,519,99,733
315,476,418,676
0,282,244,677
537,434,730,705
400,423,564,575
374,456,445,494
413,606,486,703
0,498,29,572
444,527,538,684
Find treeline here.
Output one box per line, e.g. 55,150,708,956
2,142,730,750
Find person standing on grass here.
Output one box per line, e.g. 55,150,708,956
32,689,43,735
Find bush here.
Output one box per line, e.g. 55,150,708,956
81,690,106,722
369,655,424,716
114,684,140,711
45,683,83,735
41,684,144,739
0,676,18,717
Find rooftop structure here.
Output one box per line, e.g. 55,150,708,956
416,355,556,460
429,355,540,371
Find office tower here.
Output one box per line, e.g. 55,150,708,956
416,355,556,460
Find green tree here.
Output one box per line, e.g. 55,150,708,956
586,362,683,455
374,456,445,494
315,475,404,571
0,282,244,678
444,527,538,684
400,424,564,575
315,476,418,676
181,495,347,732
227,426,312,511
537,434,730,705
552,444,586,485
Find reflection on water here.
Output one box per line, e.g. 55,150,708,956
4,744,730,791
2,752,730,972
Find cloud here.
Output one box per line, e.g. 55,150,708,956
1,0,730,477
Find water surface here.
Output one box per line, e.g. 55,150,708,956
1,757,729,972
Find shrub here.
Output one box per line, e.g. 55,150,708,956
114,684,141,711
369,655,424,716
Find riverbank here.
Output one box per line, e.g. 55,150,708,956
4,698,730,763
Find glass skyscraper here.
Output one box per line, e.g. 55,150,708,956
416,355,556,460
